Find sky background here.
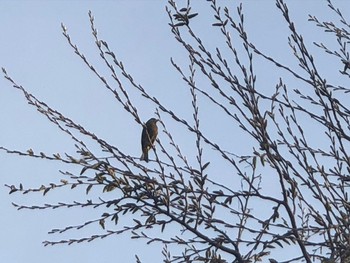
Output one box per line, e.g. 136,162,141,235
0,1,349,262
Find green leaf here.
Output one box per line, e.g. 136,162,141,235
86,184,93,195
174,22,186,27
202,162,210,171
99,219,105,229
188,13,198,19
43,187,50,196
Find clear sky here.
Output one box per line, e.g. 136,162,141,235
1,1,349,262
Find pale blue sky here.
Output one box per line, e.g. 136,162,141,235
1,1,349,262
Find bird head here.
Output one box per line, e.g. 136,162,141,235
148,118,159,124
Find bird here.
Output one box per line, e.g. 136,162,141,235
140,118,159,162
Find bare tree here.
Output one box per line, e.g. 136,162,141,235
2,0,350,262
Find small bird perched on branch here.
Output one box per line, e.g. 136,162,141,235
141,118,158,162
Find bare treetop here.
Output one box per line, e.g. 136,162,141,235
2,0,350,262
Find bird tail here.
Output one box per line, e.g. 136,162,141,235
140,152,149,162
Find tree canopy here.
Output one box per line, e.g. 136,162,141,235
2,0,350,262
